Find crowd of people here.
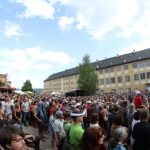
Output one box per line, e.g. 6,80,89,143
0,90,150,150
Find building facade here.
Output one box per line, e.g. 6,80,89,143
44,48,150,94
0,73,11,86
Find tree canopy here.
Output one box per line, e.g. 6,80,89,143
21,80,33,92
78,54,99,95
0,81,6,87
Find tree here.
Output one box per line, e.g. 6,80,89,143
21,80,33,92
78,54,99,95
0,81,6,87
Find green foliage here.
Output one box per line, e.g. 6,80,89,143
0,81,6,87
21,80,33,92
78,54,99,95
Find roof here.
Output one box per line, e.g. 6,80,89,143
44,48,150,82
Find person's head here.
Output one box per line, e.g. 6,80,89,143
90,113,99,124
55,110,63,119
7,114,12,121
63,111,71,121
139,108,149,122
0,125,26,150
114,127,128,143
71,110,84,124
114,114,123,125
113,104,120,113
81,127,105,150
14,103,20,109
133,110,140,120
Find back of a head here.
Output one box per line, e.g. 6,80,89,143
90,113,99,124
114,114,123,125
139,108,149,121
114,127,127,142
133,110,140,120
113,104,120,113
81,127,103,150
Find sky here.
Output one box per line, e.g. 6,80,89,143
0,0,150,89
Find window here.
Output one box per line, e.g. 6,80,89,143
124,64,128,70
105,68,109,73
118,76,122,83
138,62,145,68
110,67,114,72
132,63,137,68
116,66,121,71
100,79,104,85
111,78,115,84
147,72,150,79
125,75,130,82
126,88,131,93
140,73,146,80
118,88,123,93
105,78,110,84
134,74,139,80
145,61,150,67
111,89,116,92
100,70,103,74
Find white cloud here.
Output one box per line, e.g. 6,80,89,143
118,0,150,38
56,0,139,40
58,16,74,29
0,47,74,88
11,0,55,19
3,20,22,38
119,39,150,55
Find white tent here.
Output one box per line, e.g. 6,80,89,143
14,90,25,95
51,91,61,95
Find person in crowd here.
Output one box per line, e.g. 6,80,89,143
108,127,128,150
30,101,37,126
63,111,71,134
120,101,128,127
0,125,34,150
6,114,14,125
0,103,5,129
126,103,135,146
13,103,23,131
127,103,135,128
4,96,12,116
90,113,100,128
132,108,150,150
98,104,109,140
21,97,31,126
53,110,65,150
36,101,47,142
48,109,56,148
133,91,142,109
109,104,120,128
67,110,84,149
81,127,106,150
129,110,140,148
110,114,124,138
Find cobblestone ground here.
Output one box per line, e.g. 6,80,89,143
23,126,56,150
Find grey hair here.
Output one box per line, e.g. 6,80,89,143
114,127,128,142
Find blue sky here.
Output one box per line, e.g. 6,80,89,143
0,0,150,89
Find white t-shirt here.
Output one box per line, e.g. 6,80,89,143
21,102,30,112
53,119,65,138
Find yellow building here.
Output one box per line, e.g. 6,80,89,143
44,48,150,94
0,73,11,86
